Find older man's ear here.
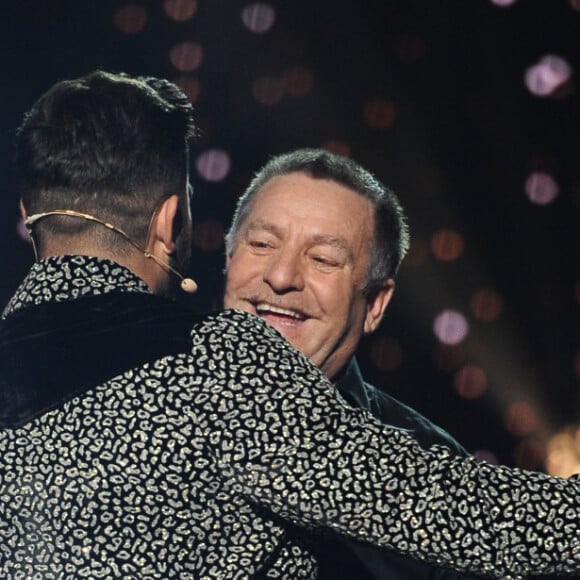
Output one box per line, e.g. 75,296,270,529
363,279,395,334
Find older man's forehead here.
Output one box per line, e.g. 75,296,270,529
246,218,348,245
244,203,373,274
257,172,360,196
255,173,371,209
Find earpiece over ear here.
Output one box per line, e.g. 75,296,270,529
24,209,198,294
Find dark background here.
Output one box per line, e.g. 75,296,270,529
1,0,578,470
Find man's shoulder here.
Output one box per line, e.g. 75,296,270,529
207,308,314,349
363,380,468,456
194,308,316,371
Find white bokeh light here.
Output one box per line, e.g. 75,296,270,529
433,310,469,345
490,0,518,6
241,3,276,33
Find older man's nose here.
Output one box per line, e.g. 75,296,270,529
263,250,305,292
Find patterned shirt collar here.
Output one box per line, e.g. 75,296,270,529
2,255,152,319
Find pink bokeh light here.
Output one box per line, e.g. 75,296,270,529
195,149,231,182
433,310,469,345
169,41,204,72
524,55,572,97
525,172,559,205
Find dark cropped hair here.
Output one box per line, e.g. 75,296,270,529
16,70,197,248
226,148,410,296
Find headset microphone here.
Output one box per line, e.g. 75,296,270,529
142,249,198,294
179,277,198,294
24,209,198,294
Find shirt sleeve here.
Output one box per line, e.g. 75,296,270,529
189,310,580,579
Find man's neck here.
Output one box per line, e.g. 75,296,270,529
37,243,164,296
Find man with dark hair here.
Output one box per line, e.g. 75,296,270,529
15,71,195,295
0,71,578,579
224,148,471,577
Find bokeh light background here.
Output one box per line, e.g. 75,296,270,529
1,0,578,474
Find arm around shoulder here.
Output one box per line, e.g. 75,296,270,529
191,310,580,578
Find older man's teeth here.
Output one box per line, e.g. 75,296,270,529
256,303,304,319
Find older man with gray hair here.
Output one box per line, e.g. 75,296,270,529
224,148,489,579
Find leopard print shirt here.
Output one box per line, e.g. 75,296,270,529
0,256,578,579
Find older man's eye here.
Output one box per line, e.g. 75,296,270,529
248,239,271,250
312,255,340,268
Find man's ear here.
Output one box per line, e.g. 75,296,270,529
150,195,180,255
363,279,395,334
19,199,28,221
